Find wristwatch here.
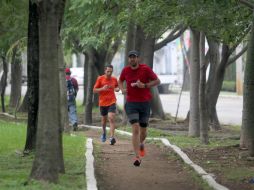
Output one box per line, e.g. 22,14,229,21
144,83,147,88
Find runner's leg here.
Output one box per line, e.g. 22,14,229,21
108,112,116,138
132,123,140,157
101,115,107,135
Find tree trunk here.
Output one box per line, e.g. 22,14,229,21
18,91,28,112
207,41,231,130
240,15,254,155
82,52,88,105
206,40,221,130
180,34,190,91
84,48,96,125
9,49,22,109
0,55,8,113
188,29,200,137
57,37,65,173
138,28,165,119
199,32,209,144
143,39,165,119
24,0,39,152
30,0,65,183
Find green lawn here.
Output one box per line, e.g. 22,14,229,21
0,120,86,190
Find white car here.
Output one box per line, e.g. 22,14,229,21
70,67,84,86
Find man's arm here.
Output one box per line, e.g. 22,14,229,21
136,78,160,88
118,79,126,94
145,78,160,88
93,85,110,93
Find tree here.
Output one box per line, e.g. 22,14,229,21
188,29,200,137
24,0,39,152
0,0,28,113
239,0,254,155
199,32,209,144
9,47,22,109
30,0,65,183
64,0,123,123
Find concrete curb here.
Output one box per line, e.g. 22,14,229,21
80,124,229,190
85,138,98,190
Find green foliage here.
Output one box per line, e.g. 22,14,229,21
63,0,125,52
176,0,252,45
132,0,182,37
0,120,86,189
0,0,28,55
222,81,236,92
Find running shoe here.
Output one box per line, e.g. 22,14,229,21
101,133,106,142
139,144,145,157
133,157,141,167
73,122,78,131
109,137,116,145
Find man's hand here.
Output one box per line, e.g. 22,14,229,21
102,85,110,91
132,80,145,88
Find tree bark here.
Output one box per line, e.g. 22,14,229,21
57,38,66,173
18,91,28,112
84,48,97,125
206,41,231,130
0,55,8,113
24,0,39,152
180,35,190,91
82,52,88,105
188,29,200,137
199,32,209,144
30,0,65,183
9,48,22,109
240,14,254,155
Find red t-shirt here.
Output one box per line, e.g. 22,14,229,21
93,75,118,106
119,64,158,102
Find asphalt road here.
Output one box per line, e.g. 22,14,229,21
16,85,242,126
114,91,243,126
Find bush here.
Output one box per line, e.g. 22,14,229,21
222,81,236,92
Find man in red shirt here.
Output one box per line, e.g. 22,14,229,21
93,65,119,145
118,50,160,166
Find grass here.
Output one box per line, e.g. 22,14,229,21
0,120,87,190
146,127,239,149
118,125,239,149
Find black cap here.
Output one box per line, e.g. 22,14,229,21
128,50,139,57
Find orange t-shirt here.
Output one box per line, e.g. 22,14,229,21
93,75,118,106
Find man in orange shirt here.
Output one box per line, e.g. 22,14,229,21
93,65,119,145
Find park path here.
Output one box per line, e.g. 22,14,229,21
83,128,203,190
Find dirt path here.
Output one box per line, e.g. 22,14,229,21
83,128,203,190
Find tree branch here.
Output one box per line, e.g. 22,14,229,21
239,0,254,9
227,45,248,66
229,24,251,54
155,24,187,51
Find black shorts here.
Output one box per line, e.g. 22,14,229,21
124,101,150,127
100,103,116,116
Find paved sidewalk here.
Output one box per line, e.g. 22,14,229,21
83,128,203,190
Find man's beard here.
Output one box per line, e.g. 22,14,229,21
130,62,137,67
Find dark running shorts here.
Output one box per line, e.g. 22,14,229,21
124,101,150,127
100,103,116,116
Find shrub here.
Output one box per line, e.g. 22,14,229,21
222,81,236,92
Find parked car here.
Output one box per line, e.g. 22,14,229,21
70,67,84,85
